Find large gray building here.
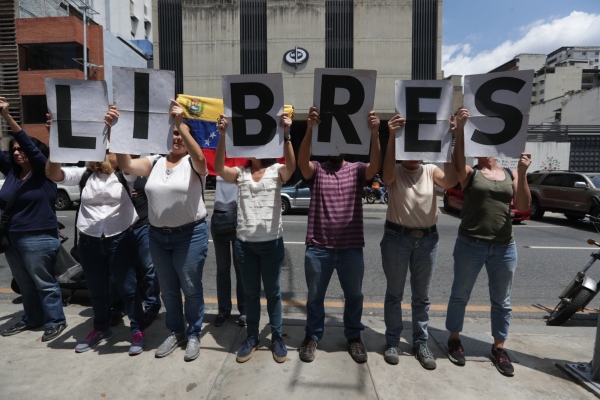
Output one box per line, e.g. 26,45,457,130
152,0,442,119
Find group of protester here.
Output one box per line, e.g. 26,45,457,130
0,96,531,377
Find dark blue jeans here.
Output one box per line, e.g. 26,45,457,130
149,221,208,339
235,237,284,340
304,247,365,341
211,220,245,315
78,229,144,334
6,229,65,328
109,225,161,316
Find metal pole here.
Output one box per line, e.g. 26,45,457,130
82,6,88,80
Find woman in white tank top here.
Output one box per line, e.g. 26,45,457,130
114,101,209,362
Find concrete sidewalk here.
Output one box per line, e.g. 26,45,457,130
0,301,596,400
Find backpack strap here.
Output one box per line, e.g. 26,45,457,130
188,157,205,204
503,167,514,181
115,170,133,201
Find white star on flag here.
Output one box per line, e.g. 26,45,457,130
204,139,211,146
209,132,216,139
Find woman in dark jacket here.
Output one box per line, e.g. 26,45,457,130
0,96,67,342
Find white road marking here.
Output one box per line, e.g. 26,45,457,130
524,246,598,250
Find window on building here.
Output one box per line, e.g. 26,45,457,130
18,43,86,71
325,0,353,68
21,95,47,124
240,0,267,74
412,0,438,79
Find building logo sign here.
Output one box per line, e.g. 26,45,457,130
283,47,309,68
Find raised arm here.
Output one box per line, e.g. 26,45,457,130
513,154,532,212
213,115,239,183
365,111,382,181
103,105,154,176
433,116,459,189
171,100,207,176
298,106,319,180
279,112,296,182
45,159,65,182
382,114,405,186
452,108,473,188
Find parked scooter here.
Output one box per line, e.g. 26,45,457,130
11,222,85,306
364,184,388,204
546,197,600,326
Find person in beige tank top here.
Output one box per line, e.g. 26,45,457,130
445,108,532,377
380,113,458,370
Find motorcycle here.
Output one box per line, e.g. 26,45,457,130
11,222,85,306
364,184,388,204
546,198,600,325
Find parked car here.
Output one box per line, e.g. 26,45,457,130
527,170,600,221
443,183,531,223
0,172,79,211
281,180,311,215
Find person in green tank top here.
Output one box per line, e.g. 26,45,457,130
445,108,532,377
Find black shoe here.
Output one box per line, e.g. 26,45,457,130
143,313,156,328
298,335,318,362
42,323,68,342
347,337,368,363
491,346,515,377
214,313,230,327
109,312,124,327
447,338,466,366
2,321,35,337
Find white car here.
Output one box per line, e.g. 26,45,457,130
0,172,80,211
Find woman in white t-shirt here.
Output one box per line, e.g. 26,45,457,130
114,101,208,362
214,112,296,364
46,151,145,356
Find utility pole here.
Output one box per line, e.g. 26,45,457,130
79,1,89,80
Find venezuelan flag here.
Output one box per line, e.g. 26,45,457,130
177,94,293,175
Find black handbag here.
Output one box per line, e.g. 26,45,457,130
0,186,22,253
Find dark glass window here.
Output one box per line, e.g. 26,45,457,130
562,174,587,188
21,95,47,124
412,0,438,79
19,43,86,71
240,0,267,74
325,0,353,68
157,0,183,95
540,174,563,187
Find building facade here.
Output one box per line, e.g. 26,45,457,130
152,0,443,120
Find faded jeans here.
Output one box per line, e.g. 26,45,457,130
380,229,438,347
446,235,518,341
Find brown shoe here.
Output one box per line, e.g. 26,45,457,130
298,335,317,362
348,337,368,363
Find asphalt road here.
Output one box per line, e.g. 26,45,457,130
2,195,600,318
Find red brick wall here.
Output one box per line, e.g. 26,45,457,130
19,70,85,96
15,17,104,81
15,17,105,144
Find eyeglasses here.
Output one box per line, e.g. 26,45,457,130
11,147,23,153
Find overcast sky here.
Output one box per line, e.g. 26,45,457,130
442,0,600,76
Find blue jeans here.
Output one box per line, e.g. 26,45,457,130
78,229,144,333
211,214,245,315
304,247,365,341
109,225,161,316
234,237,284,339
149,221,208,339
6,229,65,328
446,235,518,341
380,228,438,347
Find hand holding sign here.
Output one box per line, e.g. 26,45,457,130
387,114,406,135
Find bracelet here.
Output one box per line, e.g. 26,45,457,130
284,136,292,142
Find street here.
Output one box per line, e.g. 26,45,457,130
1,194,599,319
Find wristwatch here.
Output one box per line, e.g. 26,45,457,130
284,135,292,142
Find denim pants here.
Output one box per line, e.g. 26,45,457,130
149,221,208,339
380,229,438,347
78,229,144,334
446,235,518,341
234,237,284,340
109,225,161,316
304,247,365,341
211,214,245,315
6,229,65,328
